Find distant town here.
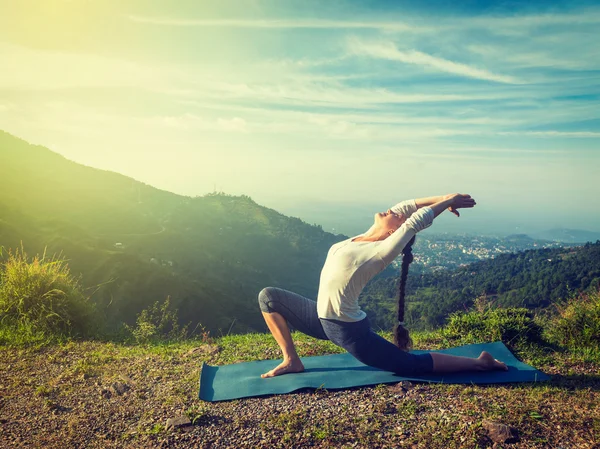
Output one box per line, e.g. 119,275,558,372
390,233,569,273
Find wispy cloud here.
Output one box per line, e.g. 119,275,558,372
0,42,181,92
126,15,428,32
126,11,600,31
3,3,599,220
467,43,600,71
348,39,522,84
499,131,600,138
464,10,600,35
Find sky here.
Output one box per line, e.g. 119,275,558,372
1,0,599,236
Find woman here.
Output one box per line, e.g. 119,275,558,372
258,193,508,378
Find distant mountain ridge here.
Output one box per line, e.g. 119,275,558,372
0,130,345,333
529,228,600,244
2,130,598,336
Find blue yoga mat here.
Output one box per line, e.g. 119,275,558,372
199,341,549,402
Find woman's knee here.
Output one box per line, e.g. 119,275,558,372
401,353,434,376
258,287,276,313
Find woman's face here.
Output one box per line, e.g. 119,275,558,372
374,209,406,235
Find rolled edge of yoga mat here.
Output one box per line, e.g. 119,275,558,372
199,362,215,400
199,341,550,402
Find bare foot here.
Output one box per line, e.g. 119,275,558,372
476,351,508,371
261,358,305,378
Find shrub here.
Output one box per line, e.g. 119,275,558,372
125,296,189,344
0,246,94,340
443,307,543,346
545,289,600,349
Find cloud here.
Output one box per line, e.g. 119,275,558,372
217,117,247,132
348,39,521,84
0,42,514,112
126,15,428,32
0,42,182,92
207,80,511,107
464,10,600,35
126,11,600,32
4,6,599,171
467,43,600,71
499,131,600,138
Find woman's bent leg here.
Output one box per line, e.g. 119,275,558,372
260,311,305,378
258,287,328,378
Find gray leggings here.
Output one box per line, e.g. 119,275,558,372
258,286,433,376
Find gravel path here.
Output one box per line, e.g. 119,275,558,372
1,341,599,448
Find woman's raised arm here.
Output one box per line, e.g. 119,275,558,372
429,194,476,218
414,195,445,208
377,194,476,264
415,195,465,217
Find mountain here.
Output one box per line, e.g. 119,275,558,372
361,241,600,330
0,131,345,334
4,130,599,336
529,228,600,244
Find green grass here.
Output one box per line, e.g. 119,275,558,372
0,321,57,347
2,321,599,448
544,289,600,350
0,246,95,341
443,306,543,347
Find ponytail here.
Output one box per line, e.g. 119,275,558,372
394,235,415,351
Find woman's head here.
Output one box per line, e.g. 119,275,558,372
373,209,406,238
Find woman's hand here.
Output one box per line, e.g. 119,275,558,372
444,194,476,217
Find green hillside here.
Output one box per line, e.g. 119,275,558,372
361,242,600,330
4,130,599,338
0,131,344,334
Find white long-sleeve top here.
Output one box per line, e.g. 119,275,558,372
317,200,435,322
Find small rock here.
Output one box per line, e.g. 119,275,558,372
482,420,518,443
186,348,201,356
393,387,407,397
100,388,112,399
119,374,135,386
388,382,409,396
193,345,221,356
166,416,192,431
110,382,130,396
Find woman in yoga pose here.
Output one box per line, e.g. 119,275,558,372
258,193,508,378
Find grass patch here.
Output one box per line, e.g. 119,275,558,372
0,321,57,347
262,407,308,444
545,289,600,350
35,384,53,397
0,246,96,344
443,307,543,347
124,296,191,345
